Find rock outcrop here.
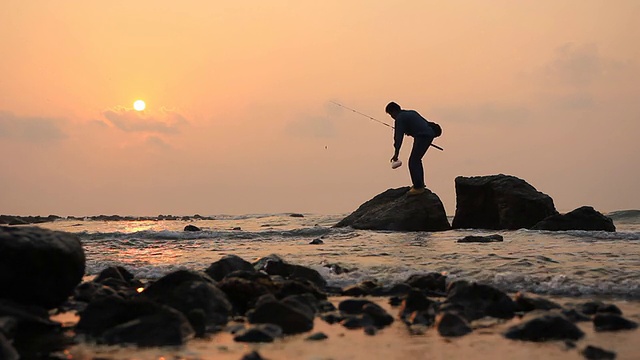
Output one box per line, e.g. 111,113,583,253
0,226,85,309
452,174,558,230
531,206,616,232
334,187,450,231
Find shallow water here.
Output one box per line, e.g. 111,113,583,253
39,211,640,299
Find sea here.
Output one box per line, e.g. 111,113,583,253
38,210,640,300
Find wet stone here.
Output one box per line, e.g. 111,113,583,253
593,313,638,332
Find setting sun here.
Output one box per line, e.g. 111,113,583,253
133,100,146,111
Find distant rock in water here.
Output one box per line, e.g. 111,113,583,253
452,174,558,230
0,226,85,309
184,225,201,232
457,234,503,243
531,206,616,232
334,187,450,231
289,213,305,218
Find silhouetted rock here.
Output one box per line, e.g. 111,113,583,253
76,296,194,346
233,324,282,343
581,345,616,360
593,313,638,331
405,273,447,294
247,297,314,334
0,226,85,309
290,213,305,218
532,206,616,232
457,234,504,243
452,174,558,230
183,225,201,231
253,254,327,288
101,306,195,347
504,314,585,341
514,292,563,312
217,277,273,316
241,351,267,360
435,312,472,337
0,300,71,358
444,280,516,321
205,254,256,281
141,270,232,328
334,187,451,231
306,332,328,341
0,333,18,360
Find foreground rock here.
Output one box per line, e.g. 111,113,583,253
334,187,451,231
504,314,585,341
0,226,85,309
452,174,558,230
531,206,616,232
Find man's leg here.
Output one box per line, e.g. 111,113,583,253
408,136,432,189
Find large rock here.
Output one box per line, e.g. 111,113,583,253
0,226,85,309
334,187,450,231
531,206,616,232
452,174,558,230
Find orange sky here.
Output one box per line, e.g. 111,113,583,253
1,1,639,216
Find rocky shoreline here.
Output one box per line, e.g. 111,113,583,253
0,226,638,359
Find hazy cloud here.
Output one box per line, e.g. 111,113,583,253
432,103,530,125
543,43,627,88
0,111,67,142
102,107,189,135
285,105,339,138
145,135,172,150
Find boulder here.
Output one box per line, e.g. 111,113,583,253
457,234,504,243
247,297,314,334
76,296,194,346
443,280,516,321
452,174,558,230
141,270,232,328
205,254,256,281
504,314,585,341
531,206,616,232
0,226,85,309
334,187,450,231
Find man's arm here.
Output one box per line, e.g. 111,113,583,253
391,121,404,162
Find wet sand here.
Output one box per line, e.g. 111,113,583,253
60,295,640,360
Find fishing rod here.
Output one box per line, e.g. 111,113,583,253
330,101,444,151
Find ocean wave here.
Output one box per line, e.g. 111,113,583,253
78,226,348,242
608,209,640,223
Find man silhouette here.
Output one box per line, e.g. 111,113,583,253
385,101,435,195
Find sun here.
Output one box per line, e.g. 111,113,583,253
133,100,146,111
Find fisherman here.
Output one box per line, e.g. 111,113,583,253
385,101,435,195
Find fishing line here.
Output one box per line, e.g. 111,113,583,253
330,101,444,151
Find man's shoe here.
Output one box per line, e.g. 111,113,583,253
407,187,426,196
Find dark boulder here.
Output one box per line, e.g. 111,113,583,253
0,226,85,309
504,314,585,341
184,225,201,232
457,234,504,243
444,280,516,321
76,296,194,346
101,306,195,347
217,277,273,315
593,313,638,331
205,254,256,281
0,300,70,358
532,206,616,232
247,297,314,335
233,324,282,343
435,312,472,337
254,254,327,288
334,187,451,231
452,174,558,230
581,345,616,360
141,270,232,328
405,273,447,294
514,292,562,312
0,333,18,360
